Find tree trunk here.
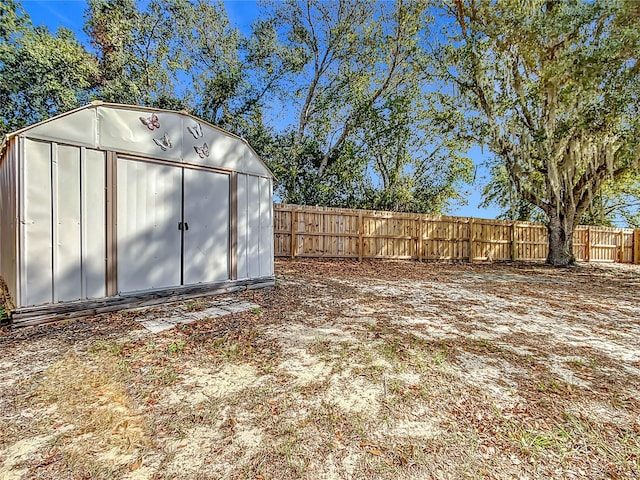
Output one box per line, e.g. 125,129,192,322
546,213,575,266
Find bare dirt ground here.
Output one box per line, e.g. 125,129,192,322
1,259,639,480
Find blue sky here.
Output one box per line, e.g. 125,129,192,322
20,0,500,219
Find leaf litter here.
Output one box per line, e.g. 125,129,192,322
0,259,639,479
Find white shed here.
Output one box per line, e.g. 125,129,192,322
0,102,274,325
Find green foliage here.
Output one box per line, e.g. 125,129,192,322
581,173,640,227
84,0,188,107
261,0,472,212
0,0,98,136
480,164,547,222
0,0,27,40
440,0,640,263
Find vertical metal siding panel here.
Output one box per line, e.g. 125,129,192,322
83,149,106,298
0,138,18,305
268,179,274,275
22,139,53,306
258,177,273,277
117,159,182,293
51,144,59,299
17,136,26,306
236,174,249,280
54,145,82,302
183,169,229,283
247,175,261,278
0,143,8,288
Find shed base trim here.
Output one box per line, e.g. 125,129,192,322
8,277,275,327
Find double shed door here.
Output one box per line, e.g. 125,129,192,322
117,158,229,293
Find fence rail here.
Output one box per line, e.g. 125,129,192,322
274,204,640,264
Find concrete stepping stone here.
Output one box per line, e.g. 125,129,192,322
136,300,260,333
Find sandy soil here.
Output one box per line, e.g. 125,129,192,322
0,259,639,479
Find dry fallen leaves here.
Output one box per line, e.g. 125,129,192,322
359,441,383,456
129,458,143,471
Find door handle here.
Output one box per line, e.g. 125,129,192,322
178,222,190,231
184,222,189,231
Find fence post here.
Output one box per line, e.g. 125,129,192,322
468,218,475,263
585,226,591,262
358,211,363,262
635,229,640,265
418,217,423,262
618,229,624,263
290,209,297,259
511,222,517,261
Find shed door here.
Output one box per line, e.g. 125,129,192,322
183,169,229,284
117,159,182,293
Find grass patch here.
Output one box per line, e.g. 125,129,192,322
184,299,209,312
167,340,186,354
29,353,150,475
90,339,125,356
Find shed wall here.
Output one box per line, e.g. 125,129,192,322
99,107,184,164
237,173,248,279
237,174,274,280
19,138,107,307
22,139,54,306
82,149,107,299
259,176,274,277
0,137,18,304
54,144,82,302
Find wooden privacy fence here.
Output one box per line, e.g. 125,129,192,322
274,204,640,264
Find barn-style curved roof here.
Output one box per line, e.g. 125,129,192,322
1,101,273,178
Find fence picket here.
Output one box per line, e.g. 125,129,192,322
273,204,637,264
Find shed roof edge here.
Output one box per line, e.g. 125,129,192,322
1,103,275,179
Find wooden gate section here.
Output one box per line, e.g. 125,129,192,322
274,204,640,264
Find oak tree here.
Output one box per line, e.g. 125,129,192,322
440,0,640,265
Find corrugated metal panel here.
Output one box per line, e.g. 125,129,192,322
236,174,249,279
97,105,272,177
183,169,229,284
5,103,274,179
98,106,184,164
22,139,53,306
14,104,271,178
117,158,182,293
237,174,273,280
259,177,274,277
82,149,106,299
247,175,261,279
53,145,82,302
0,137,18,304
190,128,247,173
23,107,98,148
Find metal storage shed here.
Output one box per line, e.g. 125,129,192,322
0,102,274,325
